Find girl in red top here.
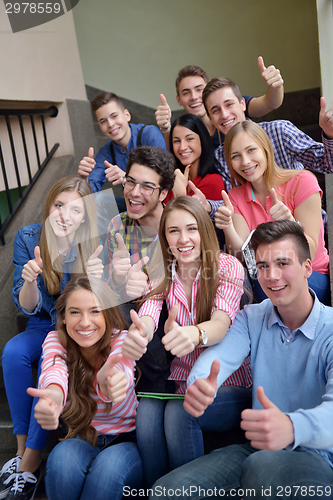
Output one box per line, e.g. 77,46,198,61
166,113,225,202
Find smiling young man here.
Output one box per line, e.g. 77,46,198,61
155,57,284,150
202,77,333,195
106,145,175,302
150,220,333,499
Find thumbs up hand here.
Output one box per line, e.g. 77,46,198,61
96,353,128,403
215,191,234,230
162,305,197,357
258,56,284,89
319,96,333,140
155,94,172,134
125,256,149,299
104,161,125,186
86,245,104,279
269,188,293,221
27,386,63,430
173,165,191,197
240,386,294,450
183,360,220,417
22,246,43,282
78,147,96,178
122,310,150,360
112,233,131,285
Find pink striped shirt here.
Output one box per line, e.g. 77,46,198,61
139,253,252,394
39,330,138,435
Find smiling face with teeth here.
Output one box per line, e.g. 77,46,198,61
48,190,85,245
172,125,202,173
229,131,267,189
63,288,106,360
176,76,207,119
206,87,246,136
95,101,131,148
124,163,168,227
165,209,201,269
256,238,312,312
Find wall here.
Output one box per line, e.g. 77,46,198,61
72,0,321,110
0,3,88,157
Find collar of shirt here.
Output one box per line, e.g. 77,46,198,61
267,289,321,342
171,259,201,285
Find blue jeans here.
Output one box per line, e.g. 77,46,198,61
150,443,333,500
45,434,143,500
136,386,252,488
2,316,50,449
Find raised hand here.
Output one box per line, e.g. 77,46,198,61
187,181,211,212
240,386,294,450
125,256,149,299
78,147,95,178
104,160,125,186
22,246,43,282
319,96,333,140
162,305,196,357
173,165,191,197
258,56,284,89
86,244,104,278
97,353,128,403
112,233,131,285
122,309,150,360
155,94,172,134
214,191,234,230
183,360,220,417
27,386,63,430
269,188,293,221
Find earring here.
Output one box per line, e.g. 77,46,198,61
81,219,85,224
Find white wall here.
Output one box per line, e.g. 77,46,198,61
0,4,89,188
73,0,321,110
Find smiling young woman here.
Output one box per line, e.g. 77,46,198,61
1,177,103,500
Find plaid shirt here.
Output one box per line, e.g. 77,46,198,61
107,212,160,301
210,119,333,217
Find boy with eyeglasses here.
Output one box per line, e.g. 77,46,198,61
106,145,175,302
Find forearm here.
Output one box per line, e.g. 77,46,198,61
248,86,284,117
224,226,246,259
194,315,231,347
18,280,39,312
140,315,156,343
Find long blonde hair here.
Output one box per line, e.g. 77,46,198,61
39,176,99,295
56,275,125,446
224,121,302,190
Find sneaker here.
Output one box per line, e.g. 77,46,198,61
0,457,22,499
5,469,40,500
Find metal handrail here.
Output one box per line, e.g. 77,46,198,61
0,106,59,245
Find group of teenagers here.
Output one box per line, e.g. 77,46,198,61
1,57,333,500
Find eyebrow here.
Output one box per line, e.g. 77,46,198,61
256,257,293,266
167,223,198,229
127,175,157,187
180,84,205,93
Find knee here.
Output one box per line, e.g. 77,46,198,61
2,336,25,369
241,450,276,491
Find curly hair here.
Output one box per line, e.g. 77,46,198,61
126,145,175,192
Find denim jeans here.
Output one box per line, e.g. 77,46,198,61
150,443,333,500
45,434,143,500
136,386,252,488
2,316,50,449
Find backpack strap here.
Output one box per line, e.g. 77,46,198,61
109,125,147,165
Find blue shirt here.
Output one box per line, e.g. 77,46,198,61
209,119,333,217
88,123,168,193
187,293,333,468
12,224,77,327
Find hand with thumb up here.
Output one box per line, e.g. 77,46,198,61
96,353,128,403
215,191,234,230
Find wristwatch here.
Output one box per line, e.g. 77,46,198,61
195,326,208,348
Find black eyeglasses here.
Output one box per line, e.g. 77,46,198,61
123,177,162,196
